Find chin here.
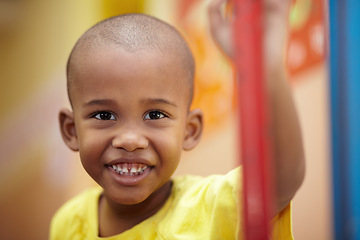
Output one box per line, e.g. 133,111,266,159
107,190,151,206
119,197,147,205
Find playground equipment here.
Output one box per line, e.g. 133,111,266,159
329,0,360,239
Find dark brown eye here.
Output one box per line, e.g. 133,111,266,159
94,112,115,120
144,111,166,120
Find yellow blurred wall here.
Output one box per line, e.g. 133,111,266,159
0,1,150,239
102,0,145,18
0,1,101,239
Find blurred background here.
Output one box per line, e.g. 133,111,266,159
0,0,329,239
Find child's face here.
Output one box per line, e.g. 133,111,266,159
62,46,202,205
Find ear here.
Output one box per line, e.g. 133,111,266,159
183,108,203,151
59,108,79,151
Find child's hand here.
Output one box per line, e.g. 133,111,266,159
208,0,234,60
208,0,293,66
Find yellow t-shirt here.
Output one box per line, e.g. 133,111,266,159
50,168,293,239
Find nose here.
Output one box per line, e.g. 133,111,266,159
112,127,149,152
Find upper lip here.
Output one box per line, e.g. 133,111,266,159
106,157,153,166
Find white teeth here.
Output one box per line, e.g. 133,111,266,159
111,164,148,176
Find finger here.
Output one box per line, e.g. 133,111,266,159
208,0,227,12
208,0,227,35
208,0,234,59
208,0,227,25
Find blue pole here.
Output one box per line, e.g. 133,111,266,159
329,0,360,239
328,1,345,239
345,1,360,239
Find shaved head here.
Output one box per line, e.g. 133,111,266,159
67,13,195,106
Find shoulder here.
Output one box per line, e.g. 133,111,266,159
49,187,102,240
173,167,241,200
157,168,241,239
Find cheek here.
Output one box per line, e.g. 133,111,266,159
152,126,185,166
77,129,109,170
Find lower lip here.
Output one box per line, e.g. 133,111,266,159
107,166,151,187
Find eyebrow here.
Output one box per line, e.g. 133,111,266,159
83,98,177,107
141,98,177,107
84,99,115,107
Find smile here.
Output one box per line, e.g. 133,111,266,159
111,163,148,176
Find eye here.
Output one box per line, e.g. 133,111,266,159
93,111,116,120
144,111,167,120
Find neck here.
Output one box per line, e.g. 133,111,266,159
98,181,172,237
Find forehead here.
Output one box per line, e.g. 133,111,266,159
69,46,191,107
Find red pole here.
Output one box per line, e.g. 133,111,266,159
233,0,274,239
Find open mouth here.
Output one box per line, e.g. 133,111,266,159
111,163,148,176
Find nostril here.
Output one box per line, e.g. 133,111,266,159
111,133,148,151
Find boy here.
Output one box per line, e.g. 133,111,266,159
51,0,305,239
